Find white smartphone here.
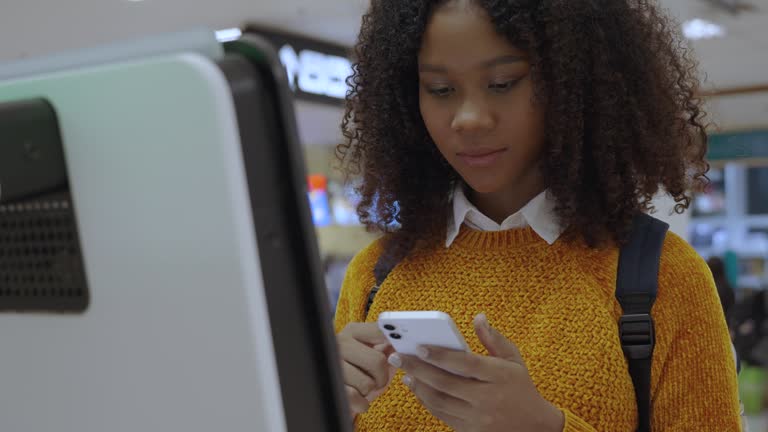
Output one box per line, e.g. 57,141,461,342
378,311,469,356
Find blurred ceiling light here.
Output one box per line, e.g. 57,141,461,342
683,18,726,40
215,28,242,43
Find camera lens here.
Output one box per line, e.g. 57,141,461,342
390,333,402,339
383,324,396,331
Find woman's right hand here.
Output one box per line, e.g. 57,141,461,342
337,322,397,417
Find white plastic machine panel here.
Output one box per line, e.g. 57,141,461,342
0,54,286,432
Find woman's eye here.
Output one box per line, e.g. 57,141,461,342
427,86,454,97
489,80,520,93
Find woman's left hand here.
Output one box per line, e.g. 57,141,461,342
387,314,564,432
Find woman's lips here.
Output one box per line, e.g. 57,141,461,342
457,148,508,167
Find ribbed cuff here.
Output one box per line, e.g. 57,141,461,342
562,409,597,432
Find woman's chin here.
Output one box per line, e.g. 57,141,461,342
461,177,505,195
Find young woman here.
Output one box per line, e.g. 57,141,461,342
333,0,741,430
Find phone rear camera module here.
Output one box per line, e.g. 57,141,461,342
383,324,396,331
390,333,402,339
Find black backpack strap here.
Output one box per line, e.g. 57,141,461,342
617,213,669,432
364,253,403,319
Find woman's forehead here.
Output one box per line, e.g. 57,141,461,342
419,3,524,69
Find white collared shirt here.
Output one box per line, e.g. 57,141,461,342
446,186,564,248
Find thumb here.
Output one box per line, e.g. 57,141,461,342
374,343,397,378
474,313,524,364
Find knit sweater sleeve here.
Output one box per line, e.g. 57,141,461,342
561,410,598,431
333,239,383,334
558,232,741,432
645,232,741,431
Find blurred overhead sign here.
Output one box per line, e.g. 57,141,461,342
244,26,352,105
708,131,768,161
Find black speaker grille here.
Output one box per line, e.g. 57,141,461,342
0,191,89,312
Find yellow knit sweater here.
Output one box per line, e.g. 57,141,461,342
334,226,741,431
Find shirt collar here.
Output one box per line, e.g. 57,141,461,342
446,185,564,248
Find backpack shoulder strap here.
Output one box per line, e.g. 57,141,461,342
364,251,406,319
617,213,669,432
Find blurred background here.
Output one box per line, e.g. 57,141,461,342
1,0,768,428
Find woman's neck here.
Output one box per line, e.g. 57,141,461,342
468,172,546,224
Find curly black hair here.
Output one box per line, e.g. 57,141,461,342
337,0,709,264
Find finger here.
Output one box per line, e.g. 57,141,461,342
417,346,502,382
339,338,391,388
374,344,397,378
342,361,377,396
403,375,474,421
365,364,398,402
345,385,370,416
374,343,396,357
429,410,466,432
389,353,475,401
342,322,389,346
474,313,524,364
366,372,396,402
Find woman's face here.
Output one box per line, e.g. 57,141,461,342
418,1,546,196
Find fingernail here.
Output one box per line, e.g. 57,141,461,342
388,353,402,368
416,346,429,359
402,375,413,388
